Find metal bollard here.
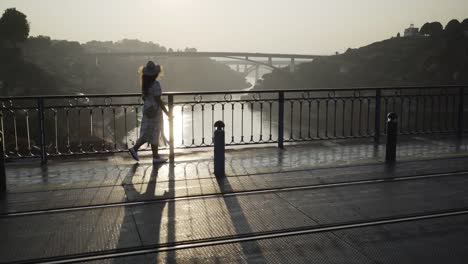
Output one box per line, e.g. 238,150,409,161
385,112,398,163
0,136,5,193
214,121,225,177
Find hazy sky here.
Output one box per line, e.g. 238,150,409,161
1,0,467,54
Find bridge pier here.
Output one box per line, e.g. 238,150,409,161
255,65,260,83
244,57,249,73
290,58,295,73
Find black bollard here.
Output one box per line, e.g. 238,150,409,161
385,112,398,163
214,121,225,177
0,137,5,193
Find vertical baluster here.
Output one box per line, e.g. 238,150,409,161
89,108,95,152
202,104,206,145
0,110,5,156
241,103,245,143
430,96,435,133
398,92,408,134
342,99,346,137
168,95,174,163
191,104,195,146
374,89,382,143
101,107,106,151
366,97,371,136
316,100,320,139
0,117,4,192
407,97,412,134
438,91,443,132
422,95,426,133
53,109,60,154
259,102,264,141
12,110,19,156
78,108,83,153
358,98,363,137
269,101,273,141
221,104,225,122
250,101,254,142
458,87,465,137
290,101,294,140
350,97,354,137
444,91,449,131
308,100,312,139
331,98,336,138
452,94,457,131
112,108,117,150
211,104,215,144
124,107,128,149
325,98,329,138
181,105,185,146
231,103,235,143
383,97,388,134
25,110,32,156
64,108,71,154
278,92,284,148
298,101,302,140
37,98,47,163
415,92,420,133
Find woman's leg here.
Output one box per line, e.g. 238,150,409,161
133,137,146,151
151,144,159,159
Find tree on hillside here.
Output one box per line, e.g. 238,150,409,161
0,8,29,45
462,18,468,31
420,22,443,36
429,22,443,36
445,19,465,41
420,23,430,35
445,20,461,32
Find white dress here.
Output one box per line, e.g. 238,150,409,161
138,81,163,146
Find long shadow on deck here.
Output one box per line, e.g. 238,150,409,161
116,163,169,263
215,175,266,263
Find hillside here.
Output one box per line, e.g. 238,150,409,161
0,9,249,97
260,21,468,90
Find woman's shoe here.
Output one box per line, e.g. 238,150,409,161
153,157,168,164
129,148,139,161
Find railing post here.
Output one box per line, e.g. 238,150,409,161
458,87,464,138
37,98,47,165
0,132,6,193
168,95,175,163
214,121,225,177
385,112,398,163
278,91,285,149
374,89,382,143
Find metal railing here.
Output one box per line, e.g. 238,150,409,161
0,85,466,163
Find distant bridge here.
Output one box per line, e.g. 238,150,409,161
87,51,327,79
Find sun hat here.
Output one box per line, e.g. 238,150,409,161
142,61,161,76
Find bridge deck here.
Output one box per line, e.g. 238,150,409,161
1,135,468,263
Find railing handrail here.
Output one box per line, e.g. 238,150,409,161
0,84,467,100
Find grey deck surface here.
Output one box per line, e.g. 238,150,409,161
1,136,468,263
80,214,468,264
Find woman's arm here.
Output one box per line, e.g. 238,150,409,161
155,96,169,116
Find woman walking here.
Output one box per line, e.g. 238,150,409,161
129,61,168,163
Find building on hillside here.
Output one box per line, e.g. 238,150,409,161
404,24,420,37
